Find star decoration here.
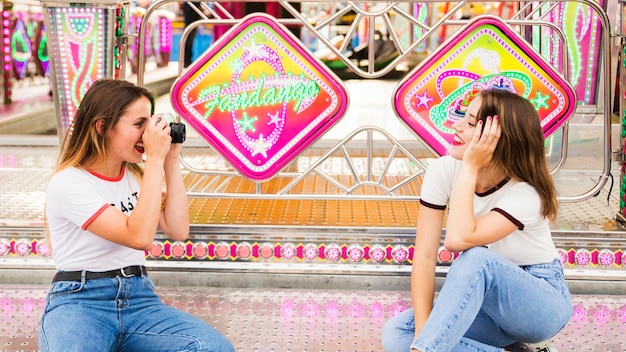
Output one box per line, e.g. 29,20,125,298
229,58,244,74
415,91,434,109
267,111,281,126
249,134,272,158
237,112,257,132
245,39,264,59
530,91,550,110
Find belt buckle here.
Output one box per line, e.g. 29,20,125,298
120,267,135,278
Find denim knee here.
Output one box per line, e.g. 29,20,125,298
381,309,415,352
455,246,493,262
447,246,493,272
381,317,398,351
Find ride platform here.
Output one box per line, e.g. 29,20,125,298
1,74,625,351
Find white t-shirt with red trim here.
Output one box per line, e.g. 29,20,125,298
420,155,559,266
46,167,146,271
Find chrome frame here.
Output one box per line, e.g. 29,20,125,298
135,1,613,205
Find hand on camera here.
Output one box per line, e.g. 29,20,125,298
143,114,173,162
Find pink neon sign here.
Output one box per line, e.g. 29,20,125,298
45,6,107,133
11,17,31,80
171,14,349,181
394,16,577,156
540,1,606,105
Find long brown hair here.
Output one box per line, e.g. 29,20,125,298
56,79,155,176
476,88,558,221
45,80,155,248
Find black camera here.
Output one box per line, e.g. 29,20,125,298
162,113,186,144
170,121,186,144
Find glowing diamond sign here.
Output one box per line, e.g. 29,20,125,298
394,15,577,156
171,14,349,181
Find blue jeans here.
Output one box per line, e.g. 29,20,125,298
381,247,572,352
39,274,234,352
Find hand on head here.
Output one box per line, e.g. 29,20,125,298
463,115,501,169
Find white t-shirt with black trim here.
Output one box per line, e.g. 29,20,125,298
420,155,558,266
46,167,146,271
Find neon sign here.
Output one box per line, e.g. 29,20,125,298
535,1,605,105
34,21,49,77
10,17,31,80
45,6,106,133
42,1,127,139
394,16,577,156
171,14,349,181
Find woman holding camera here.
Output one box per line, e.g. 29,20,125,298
39,79,233,351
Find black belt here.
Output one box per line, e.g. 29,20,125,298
52,265,147,283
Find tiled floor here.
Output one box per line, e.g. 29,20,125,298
1,285,624,352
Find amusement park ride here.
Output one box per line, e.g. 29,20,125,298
1,0,625,350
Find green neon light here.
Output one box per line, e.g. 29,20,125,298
202,76,320,117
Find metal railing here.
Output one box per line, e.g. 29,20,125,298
133,1,614,205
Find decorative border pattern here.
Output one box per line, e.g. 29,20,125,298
2,238,623,269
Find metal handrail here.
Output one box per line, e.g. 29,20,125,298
136,0,613,204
